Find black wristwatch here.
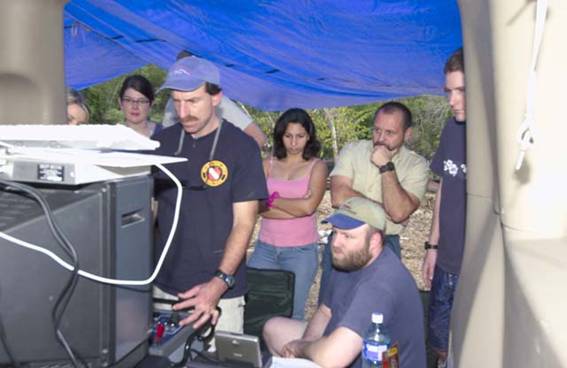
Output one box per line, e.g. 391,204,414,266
379,161,395,174
424,241,439,250
214,270,236,288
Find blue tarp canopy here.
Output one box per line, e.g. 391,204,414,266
64,1,462,111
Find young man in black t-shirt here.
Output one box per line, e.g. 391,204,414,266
422,48,467,367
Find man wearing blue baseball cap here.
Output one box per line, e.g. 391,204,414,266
151,56,268,334
263,197,426,368
161,52,267,149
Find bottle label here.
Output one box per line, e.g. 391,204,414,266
384,343,400,368
363,343,388,362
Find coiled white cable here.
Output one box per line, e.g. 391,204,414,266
0,163,181,286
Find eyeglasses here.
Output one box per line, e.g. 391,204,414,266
122,97,150,106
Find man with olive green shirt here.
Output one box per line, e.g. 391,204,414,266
331,101,428,256
319,101,428,298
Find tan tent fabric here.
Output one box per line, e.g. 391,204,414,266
454,0,567,366
0,0,66,124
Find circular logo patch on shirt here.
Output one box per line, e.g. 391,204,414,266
200,160,229,187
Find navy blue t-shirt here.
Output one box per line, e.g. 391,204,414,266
322,248,426,368
430,118,467,274
152,121,268,298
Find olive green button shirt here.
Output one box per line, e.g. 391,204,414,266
330,140,429,235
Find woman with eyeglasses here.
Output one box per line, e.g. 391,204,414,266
248,108,328,320
118,74,162,137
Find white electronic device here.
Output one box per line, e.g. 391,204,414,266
0,124,186,185
0,124,159,150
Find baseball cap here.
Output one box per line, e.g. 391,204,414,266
323,197,386,231
159,56,220,92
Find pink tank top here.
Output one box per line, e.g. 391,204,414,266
258,159,319,247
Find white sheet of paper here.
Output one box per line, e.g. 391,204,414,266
269,357,322,368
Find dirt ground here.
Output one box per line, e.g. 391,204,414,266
248,191,434,319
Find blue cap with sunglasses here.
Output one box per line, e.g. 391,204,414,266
160,56,220,92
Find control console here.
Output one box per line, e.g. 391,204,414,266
149,309,198,361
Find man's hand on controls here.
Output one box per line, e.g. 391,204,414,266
371,144,396,168
173,277,226,329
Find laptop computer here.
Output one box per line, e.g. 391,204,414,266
215,330,266,368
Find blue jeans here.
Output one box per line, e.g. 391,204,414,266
247,240,318,320
318,233,400,302
428,265,459,353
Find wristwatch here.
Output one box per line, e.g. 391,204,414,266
424,241,438,250
214,270,236,288
379,161,395,174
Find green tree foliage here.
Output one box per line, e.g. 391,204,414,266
400,96,450,160
243,105,279,144
313,106,373,158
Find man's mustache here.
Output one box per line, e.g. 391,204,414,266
179,116,199,123
373,142,393,150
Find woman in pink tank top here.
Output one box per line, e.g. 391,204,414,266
248,108,328,320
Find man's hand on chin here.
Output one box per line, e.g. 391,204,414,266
371,144,395,167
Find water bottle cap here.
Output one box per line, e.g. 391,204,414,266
371,313,383,324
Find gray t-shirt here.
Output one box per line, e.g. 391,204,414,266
322,248,426,368
430,118,467,274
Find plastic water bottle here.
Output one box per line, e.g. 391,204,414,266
362,313,391,368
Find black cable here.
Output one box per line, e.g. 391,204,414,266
189,348,220,364
0,286,21,367
0,182,79,364
1,182,82,367
170,324,210,368
0,180,83,367
170,307,220,367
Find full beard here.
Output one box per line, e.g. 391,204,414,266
332,245,372,272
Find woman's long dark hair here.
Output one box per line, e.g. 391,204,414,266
272,108,321,160
119,74,155,104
